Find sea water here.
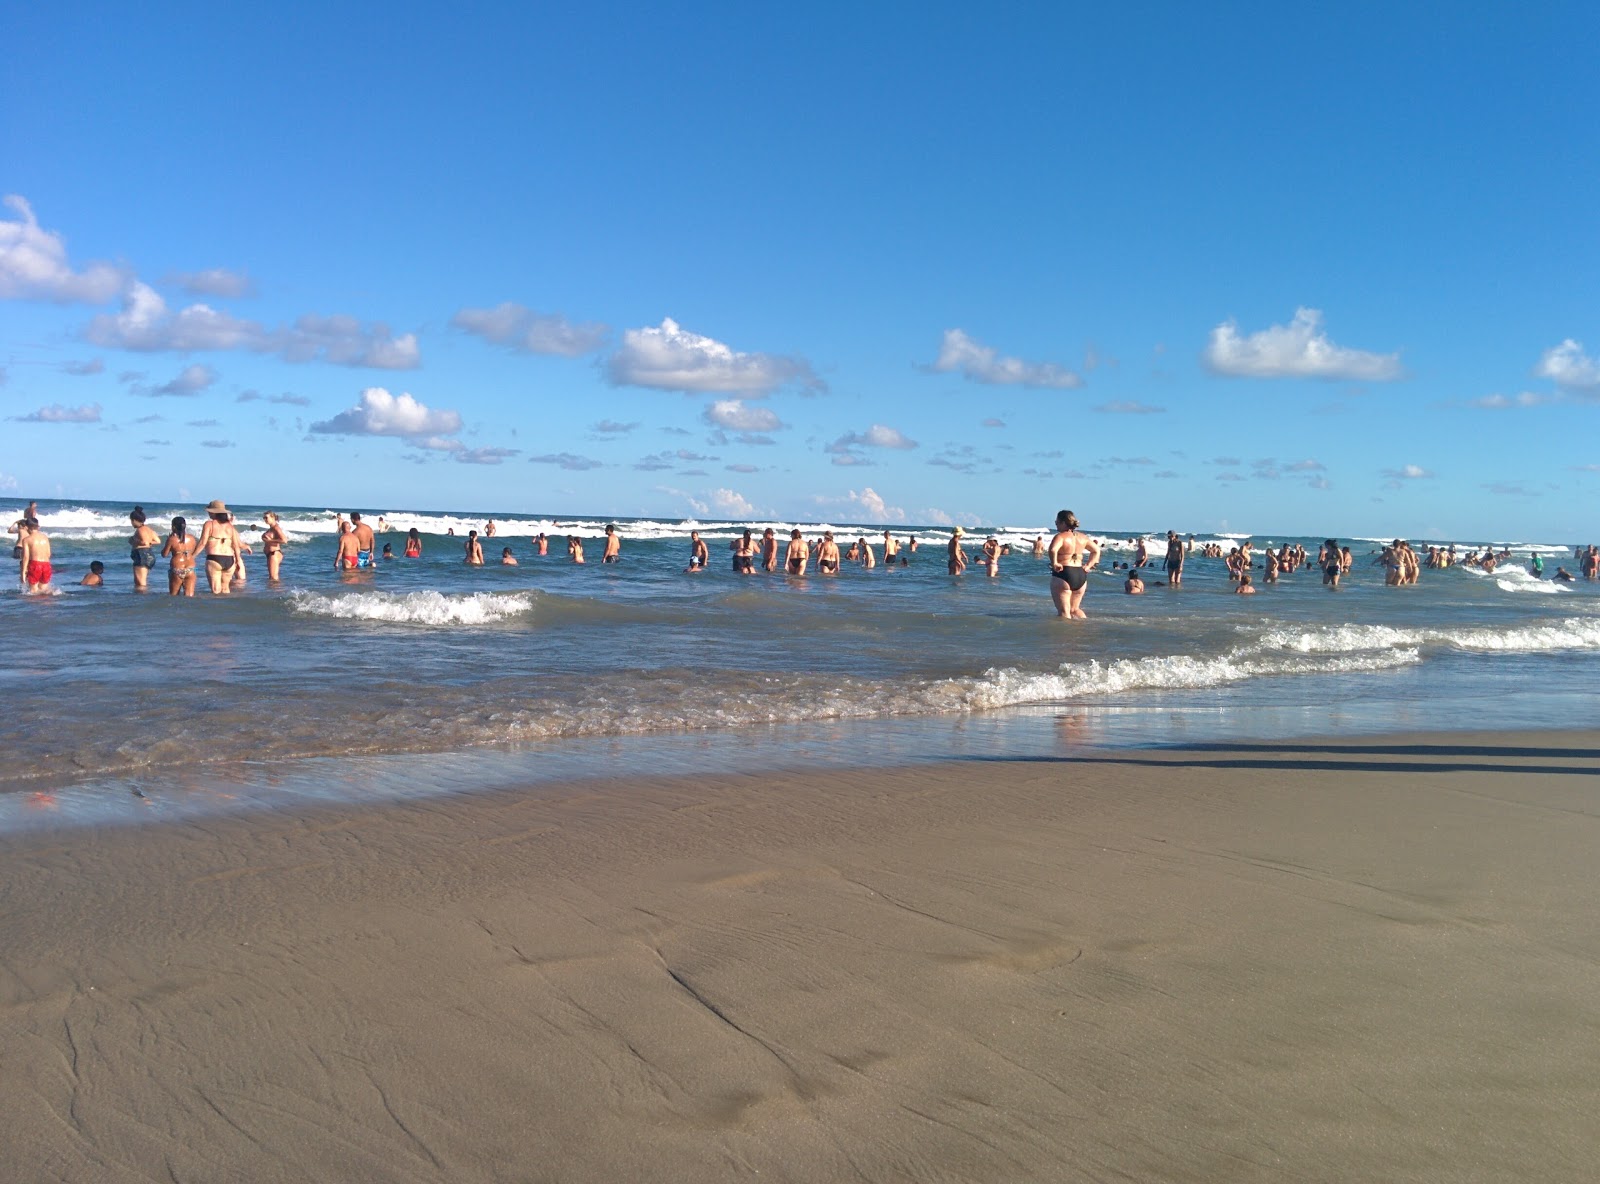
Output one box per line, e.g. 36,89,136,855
4,498,1597,829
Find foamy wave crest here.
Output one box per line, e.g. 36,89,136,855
287,589,537,625
1256,618,1600,655
1456,565,1567,594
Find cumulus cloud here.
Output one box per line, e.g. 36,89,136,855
981,417,1005,428
0,196,128,303
843,487,907,523
528,452,604,471
138,363,218,397
451,302,608,357
703,399,785,433
591,419,638,435
1533,339,1600,391
923,329,1083,389
63,358,104,376
1203,308,1402,381
608,318,821,395
310,388,462,437
167,268,255,299
87,283,420,369
709,488,756,517
1094,400,1165,414
12,402,102,423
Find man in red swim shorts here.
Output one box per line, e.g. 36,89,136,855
20,517,53,593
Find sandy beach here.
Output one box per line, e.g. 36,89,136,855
4,731,1598,1182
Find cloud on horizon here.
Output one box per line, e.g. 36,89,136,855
923,329,1084,389
1203,308,1402,381
608,318,821,396
451,302,609,357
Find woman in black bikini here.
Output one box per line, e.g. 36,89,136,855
1048,509,1101,619
261,511,287,581
195,500,242,595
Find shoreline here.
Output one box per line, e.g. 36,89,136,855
6,729,1600,1180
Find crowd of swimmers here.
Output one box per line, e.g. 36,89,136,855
10,500,1600,615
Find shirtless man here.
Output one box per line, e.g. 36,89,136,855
128,506,160,591
882,531,899,564
785,529,809,575
465,530,485,565
485,519,497,538
350,512,377,568
1163,530,1184,587
1236,573,1257,595
602,524,621,564
980,536,1000,577
947,527,968,575
761,528,779,572
334,522,361,570
1031,535,1045,559
537,533,549,556
1133,536,1149,568
20,518,52,593
687,530,709,571
1048,510,1101,619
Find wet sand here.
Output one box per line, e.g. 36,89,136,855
4,731,1598,1182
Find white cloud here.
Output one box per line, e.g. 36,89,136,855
528,452,604,471
1380,464,1433,485
63,358,104,376
981,417,1005,428
608,317,820,395
0,471,18,491
709,488,755,516
0,196,127,303
1203,308,1401,380
451,302,609,357
591,419,638,435
455,447,519,465
1093,400,1165,414
87,282,420,369
827,424,917,455
1467,391,1556,409
168,268,255,299
1534,339,1600,391
139,363,218,397
310,388,462,438
703,399,785,433
843,487,906,523
924,329,1083,389
12,402,102,423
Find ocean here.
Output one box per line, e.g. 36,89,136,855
5,498,1597,830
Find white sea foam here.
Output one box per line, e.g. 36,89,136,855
287,589,537,625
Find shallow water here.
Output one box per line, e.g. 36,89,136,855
5,498,1598,828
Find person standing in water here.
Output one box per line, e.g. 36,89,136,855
465,530,485,565
404,528,422,558
947,527,968,575
761,528,779,572
1048,510,1101,619
196,500,243,594
261,511,287,581
20,517,52,593
882,531,898,564
688,530,709,571
785,529,809,575
602,524,621,563
129,506,160,591
162,516,199,596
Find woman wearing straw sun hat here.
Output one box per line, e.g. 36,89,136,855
195,499,242,595
946,526,968,575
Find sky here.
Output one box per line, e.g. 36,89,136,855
3,1,1598,539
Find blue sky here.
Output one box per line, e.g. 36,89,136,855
3,2,1597,538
